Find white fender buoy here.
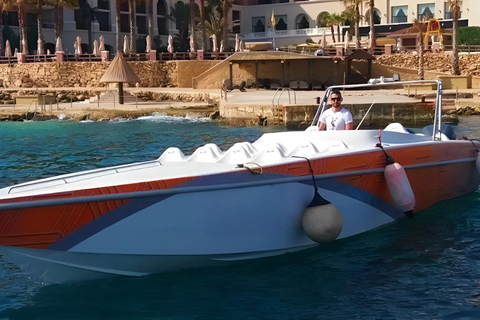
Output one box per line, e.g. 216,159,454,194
384,162,415,213
302,204,343,243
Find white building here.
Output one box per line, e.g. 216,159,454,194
1,0,175,54
235,0,478,47
1,0,479,54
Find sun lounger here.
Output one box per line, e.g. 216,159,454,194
289,80,299,90
270,79,281,90
298,80,310,90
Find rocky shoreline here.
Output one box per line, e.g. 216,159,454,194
0,106,220,122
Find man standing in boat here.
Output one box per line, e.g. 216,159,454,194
318,90,353,130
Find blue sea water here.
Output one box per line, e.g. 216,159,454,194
1,115,480,319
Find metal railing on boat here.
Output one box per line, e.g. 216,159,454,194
311,79,444,141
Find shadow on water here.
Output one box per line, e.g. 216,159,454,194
1,191,480,319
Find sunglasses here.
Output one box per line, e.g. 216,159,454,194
331,97,341,101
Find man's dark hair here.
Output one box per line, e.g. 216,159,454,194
330,89,342,98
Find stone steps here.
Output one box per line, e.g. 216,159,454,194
87,91,138,104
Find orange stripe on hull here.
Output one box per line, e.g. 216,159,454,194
0,177,193,249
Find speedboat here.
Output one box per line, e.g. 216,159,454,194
0,79,479,283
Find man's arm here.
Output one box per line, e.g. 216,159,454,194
318,122,326,131
345,122,353,130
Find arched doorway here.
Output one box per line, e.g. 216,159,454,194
316,12,329,27
365,8,382,24
296,14,309,29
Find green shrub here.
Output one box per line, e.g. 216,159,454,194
458,27,480,45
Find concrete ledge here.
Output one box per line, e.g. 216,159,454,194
15,96,38,105
438,75,472,89
403,83,437,93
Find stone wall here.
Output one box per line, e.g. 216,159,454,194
373,53,480,88
0,61,179,89
177,61,220,88
375,52,480,76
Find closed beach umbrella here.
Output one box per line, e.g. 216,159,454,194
146,35,152,52
212,34,217,52
219,40,224,53
235,34,240,52
99,35,105,51
100,53,141,105
37,38,44,55
5,40,12,57
123,35,130,54
55,37,63,52
75,36,82,55
167,35,174,53
345,31,350,50
93,40,100,56
189,35,195,53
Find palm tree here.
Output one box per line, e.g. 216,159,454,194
205,11,223,49
16,0,28,53
170,1,190,52
221,0,231,50
368,0,375,51
0,2,5,55
128,0,136,53
450,0,461,75
200,0,206,50
36,0,45,54
146,0,153,39
49,0,78,41
77,0,96,52
114,0,140,54
115,0,121,52
341,5,355,42
189,0,196,51
330,13,344,43
343,0,361,48
414,19,425,80
322,14,336,43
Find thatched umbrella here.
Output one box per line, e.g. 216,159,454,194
100,53,140,104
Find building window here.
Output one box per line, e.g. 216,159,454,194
275,15,287,30
96,0,110,31
418,3,435,21
365,8,382,24
252,16,265,32
96,11,110,31
316,11,329,27
136,2,146,34
445,1,462,20
392,6,407,23
296,14,309,29
98,0,109,10
157,0,168,35
120,14,129,33
232,10,240,33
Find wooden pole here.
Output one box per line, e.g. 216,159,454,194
119,82,124,104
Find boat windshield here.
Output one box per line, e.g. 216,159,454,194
310,79,443,141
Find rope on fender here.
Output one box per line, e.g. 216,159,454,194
237,162,264,175
292,156,317,197
292,156,329,206
375,129,394,165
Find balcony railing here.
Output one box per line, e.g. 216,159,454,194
243,27,332,40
